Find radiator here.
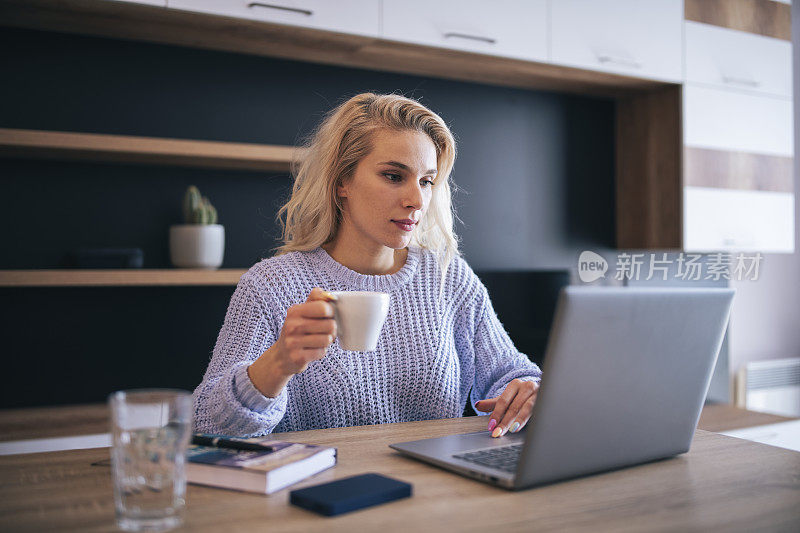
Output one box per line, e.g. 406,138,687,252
735,358,800,417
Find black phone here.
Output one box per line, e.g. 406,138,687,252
289,473,412,516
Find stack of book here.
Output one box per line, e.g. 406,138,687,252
187,434,337,494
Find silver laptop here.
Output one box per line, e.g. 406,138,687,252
390,287,735,490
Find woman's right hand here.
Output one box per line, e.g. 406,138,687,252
247,287,336,397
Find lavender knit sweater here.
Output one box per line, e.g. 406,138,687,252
193,246,542,437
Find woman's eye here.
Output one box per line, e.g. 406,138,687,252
383,172,402,182
421,179,434,187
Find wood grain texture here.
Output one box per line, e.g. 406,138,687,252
685,147,794,192
0,128,300,172
1,402,791,442
0,269,247,287
616,85,683,249
0,403,110,442
0,0,668,98
698,403,796,432
685,0,791,41
1,415,799,532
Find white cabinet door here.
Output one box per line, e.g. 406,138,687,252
684,85,793,157
382,0,547,62
684,187,794,253
550,0,682,82
167,0,380,37
685,21,792,99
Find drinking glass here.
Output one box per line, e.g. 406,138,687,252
109,389,192,532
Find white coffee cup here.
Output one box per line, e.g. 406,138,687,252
329,291,390,351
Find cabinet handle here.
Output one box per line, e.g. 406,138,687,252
442,32,496,45
596,54,641,69
247,3,313,16
722,75,760,88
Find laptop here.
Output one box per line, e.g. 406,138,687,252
390,286,735,490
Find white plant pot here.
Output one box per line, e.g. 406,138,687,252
169,224,225,269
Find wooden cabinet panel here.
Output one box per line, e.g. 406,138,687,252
167,0,380,37
551,0,683,82
382,0,547,62
685,0,791,41
616,86,683,250
684,147,793,193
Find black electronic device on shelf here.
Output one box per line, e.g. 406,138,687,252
64,248,144,269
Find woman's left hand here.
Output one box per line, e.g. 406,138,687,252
474,379,540,438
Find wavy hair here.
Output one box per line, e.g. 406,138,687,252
276,93,459,286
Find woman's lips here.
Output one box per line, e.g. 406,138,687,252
392,220,416,232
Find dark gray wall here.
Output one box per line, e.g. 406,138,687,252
0,28,615,407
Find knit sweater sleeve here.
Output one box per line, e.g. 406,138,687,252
449,258,542,410
192,272,288,437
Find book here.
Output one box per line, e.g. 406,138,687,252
187,437,337,494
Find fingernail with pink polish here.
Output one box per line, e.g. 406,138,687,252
487,419,497,432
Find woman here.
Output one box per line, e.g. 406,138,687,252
193,93,541,438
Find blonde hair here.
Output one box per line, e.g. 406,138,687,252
276,93,459,285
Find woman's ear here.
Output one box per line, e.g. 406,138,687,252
336,175,351,199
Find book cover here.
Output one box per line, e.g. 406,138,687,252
187,439,337,494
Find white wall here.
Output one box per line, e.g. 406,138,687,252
728,1,800,377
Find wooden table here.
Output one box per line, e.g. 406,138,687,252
1,405,799,532
1,402,794,442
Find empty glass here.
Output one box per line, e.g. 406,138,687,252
109,389,192,532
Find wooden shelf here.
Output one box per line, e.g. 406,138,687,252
0,269,247,287
0,128,301,172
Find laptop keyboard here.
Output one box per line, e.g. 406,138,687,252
453,443,524,473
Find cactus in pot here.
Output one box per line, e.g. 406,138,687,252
183,185,218,225
169,185,225,269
